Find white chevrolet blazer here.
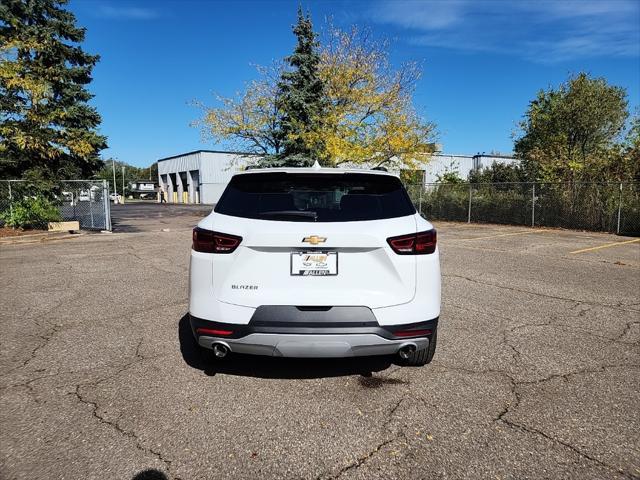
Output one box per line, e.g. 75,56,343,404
189,167,441,366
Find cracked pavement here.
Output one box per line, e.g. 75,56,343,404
1,205,639,479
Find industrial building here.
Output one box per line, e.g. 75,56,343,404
157,150,256,204
157,150,516,204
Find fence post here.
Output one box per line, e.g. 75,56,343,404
88,184,95,229
467,184,472,223
617,182,623,235
418,185,423,216
8,180,13,217
531,183,535,227
102,180,111,231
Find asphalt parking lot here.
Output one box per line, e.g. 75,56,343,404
110,202,213,232
1,204,639,480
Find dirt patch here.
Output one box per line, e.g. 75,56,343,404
358,375,409,389
0,227,46,238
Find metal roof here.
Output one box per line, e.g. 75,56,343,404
157,149,515,164
235,167,397,177
157,149,255,163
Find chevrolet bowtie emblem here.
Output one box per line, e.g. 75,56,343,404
302,235,327,245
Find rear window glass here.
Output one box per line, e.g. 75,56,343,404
214,172,415,222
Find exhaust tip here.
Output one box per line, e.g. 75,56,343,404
398,343,416,360
212,342,229,358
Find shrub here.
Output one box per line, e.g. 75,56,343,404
435,171,465,184
468,162,529,183
0,196,62,229
420,184,470,222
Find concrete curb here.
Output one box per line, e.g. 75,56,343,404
0,230,87,246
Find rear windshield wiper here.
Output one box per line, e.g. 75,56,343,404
258,210,318,221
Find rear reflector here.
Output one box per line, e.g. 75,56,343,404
387,230,436,255
196,327,234,336
394,329,432,337
192,227,242,253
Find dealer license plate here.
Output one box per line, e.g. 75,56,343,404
291,251,338,276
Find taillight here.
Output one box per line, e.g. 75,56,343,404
394,329,432,337
195,327,233,336
192,227,242,253
387,230,436,255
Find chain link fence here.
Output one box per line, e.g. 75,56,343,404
0,179,112,231
405,182,640,235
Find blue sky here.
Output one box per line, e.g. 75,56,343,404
70,0,640,167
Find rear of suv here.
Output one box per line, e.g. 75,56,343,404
189,167,440,366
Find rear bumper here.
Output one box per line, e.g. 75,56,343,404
189,311,437,358
197,332,430,358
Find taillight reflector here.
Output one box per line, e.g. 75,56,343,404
196,327,234,336
387,230,436,255
394,329,432,337
192,227,242,253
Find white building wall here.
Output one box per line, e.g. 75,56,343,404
419,154,475,183
157,151,259,204
199,152,253,183
200,183,228,204
199,152,256,203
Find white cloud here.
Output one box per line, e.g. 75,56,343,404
369,0,467,30
527,0,638,19
95,4,159,20
368,0,640,63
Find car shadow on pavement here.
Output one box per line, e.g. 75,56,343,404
131,469,168,480
178,314,395,379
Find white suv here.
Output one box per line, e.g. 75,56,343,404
189,167,440,366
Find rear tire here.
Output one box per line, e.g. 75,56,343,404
402,329,437,366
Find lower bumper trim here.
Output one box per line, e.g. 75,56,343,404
189,314,439,340
197,333,430,358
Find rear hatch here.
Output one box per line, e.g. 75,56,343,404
203,171,418,309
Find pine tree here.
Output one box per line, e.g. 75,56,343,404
0,0,107,185
275,7,326,165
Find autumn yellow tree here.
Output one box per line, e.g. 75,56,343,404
193,64,285,156
197,22,435,168
309,26,435,167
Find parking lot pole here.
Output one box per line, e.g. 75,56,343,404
467,184,472,223
112,158,117,200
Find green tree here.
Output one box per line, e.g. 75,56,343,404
618,114,640,182
94,159,156,197
269,7,326,166
0,0,106,187
434,162,464,184
514,73,629,182
468,162,528,184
